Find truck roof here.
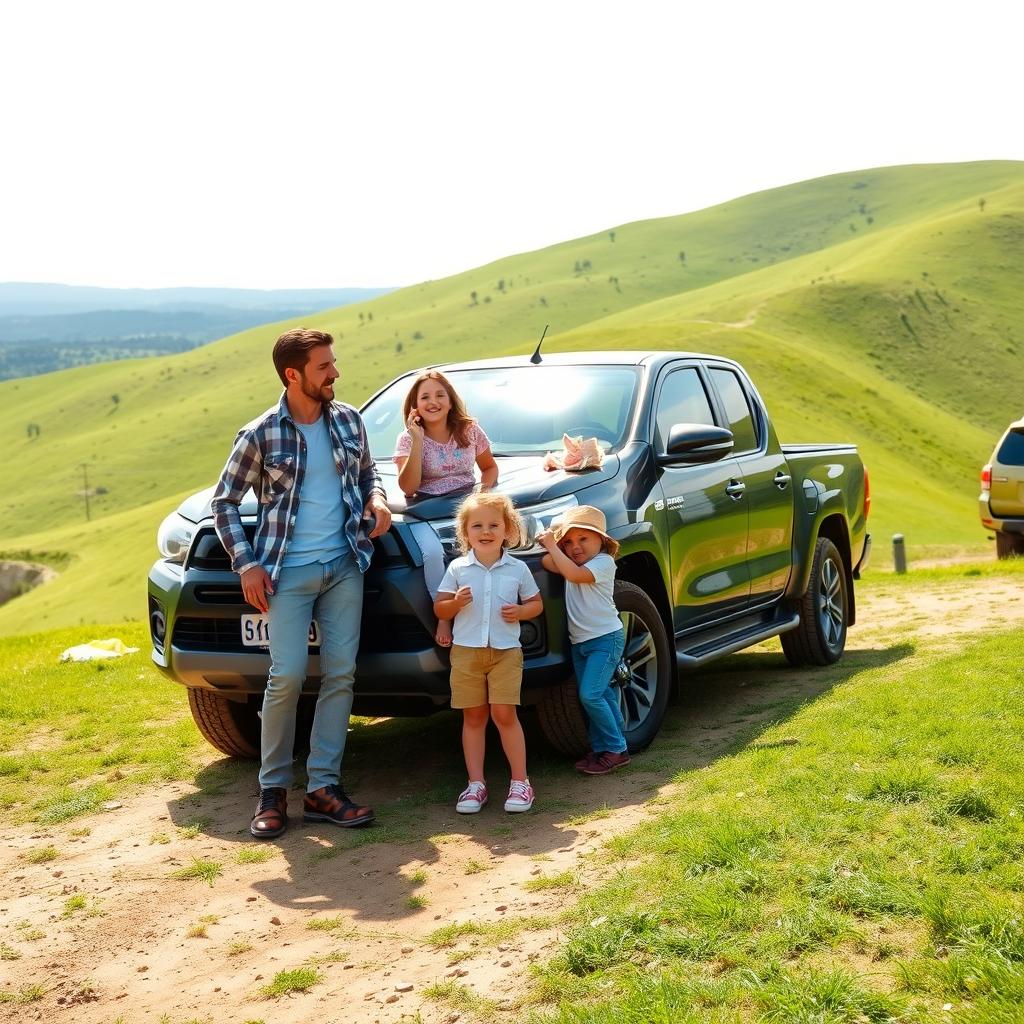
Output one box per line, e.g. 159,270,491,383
432,350,723,373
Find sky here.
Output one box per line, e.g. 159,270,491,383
2,0,1022,291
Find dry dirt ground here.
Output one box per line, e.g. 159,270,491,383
3,577,1023,1024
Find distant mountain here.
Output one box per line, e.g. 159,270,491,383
0,283,393,315
0,284,395,379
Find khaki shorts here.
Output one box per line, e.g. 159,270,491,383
449,645,523,708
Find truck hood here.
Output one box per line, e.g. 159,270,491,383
176,455,621,523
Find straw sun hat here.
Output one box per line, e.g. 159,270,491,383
553,505,619,557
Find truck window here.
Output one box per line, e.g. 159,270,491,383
997,430,1024,466
709,368,759,453
654,368,715,451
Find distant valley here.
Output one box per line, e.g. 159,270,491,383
0,283,393,379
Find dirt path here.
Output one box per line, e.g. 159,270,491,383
3,578,1022,1023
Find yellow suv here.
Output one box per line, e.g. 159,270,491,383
980,417,1024,558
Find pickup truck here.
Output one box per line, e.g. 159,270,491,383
147,350,871,758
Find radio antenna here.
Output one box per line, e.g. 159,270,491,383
530,324,549,364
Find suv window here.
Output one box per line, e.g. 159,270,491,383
709,368,759,453
997,429,1024,466
654,368,715,450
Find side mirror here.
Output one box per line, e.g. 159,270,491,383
659,423,734,465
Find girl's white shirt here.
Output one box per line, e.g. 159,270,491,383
564,552,622,645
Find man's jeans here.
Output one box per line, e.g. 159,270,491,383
571,627,627,754
259,550,363,792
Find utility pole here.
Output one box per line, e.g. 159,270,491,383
81,463,91,522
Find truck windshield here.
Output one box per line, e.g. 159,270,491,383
361,365,641,459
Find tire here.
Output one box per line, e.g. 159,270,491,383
781,537,849,667
996,532,1024,559
187,689,261,758
536,580,674,756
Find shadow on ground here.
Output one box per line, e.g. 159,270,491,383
165,639,914,920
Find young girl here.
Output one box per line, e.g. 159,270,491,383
394,370,498,647
538,506,630,775
434,493,543,813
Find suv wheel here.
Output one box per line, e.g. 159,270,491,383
781,537,848,667
536,580,673,756
187,690,261,758
996,532,1024,559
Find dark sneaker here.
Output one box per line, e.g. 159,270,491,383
303,785,375,827
574,751,599,773
250,787,288,839
579,751,631,775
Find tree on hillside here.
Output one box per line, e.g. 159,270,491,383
678,251,686,264
609,231,616,242
470,290,478,306
979,197,987,212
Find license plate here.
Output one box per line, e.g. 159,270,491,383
240,614,321,648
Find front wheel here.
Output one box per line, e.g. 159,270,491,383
996,532,1024,559
187,689,261,758
781,537,849,667
536,580,673,756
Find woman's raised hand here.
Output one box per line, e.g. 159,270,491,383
406,411,424,441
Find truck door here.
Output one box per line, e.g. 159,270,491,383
652,364,751,633
707,366,794,607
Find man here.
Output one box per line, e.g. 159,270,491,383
212,327,391,839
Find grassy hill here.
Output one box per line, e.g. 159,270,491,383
2,160,1022,635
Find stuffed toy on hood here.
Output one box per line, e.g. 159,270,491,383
541,434,604,472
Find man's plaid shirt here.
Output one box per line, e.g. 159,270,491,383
211,393,386,582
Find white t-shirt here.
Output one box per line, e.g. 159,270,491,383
564,552,622,645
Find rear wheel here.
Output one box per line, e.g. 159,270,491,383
781,537,849,667
996,532,1024,559
536,580,673,756
187,689,261,758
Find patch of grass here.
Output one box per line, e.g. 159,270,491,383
69,826,91,838
259,967,321,998
406,894,429,910
0,983,46,1004
177,816,212,839
186,922,209,938
426,915,549,950
523,869,576,892
170,858,223,886
22,844,59,863
564,805,612,826
407,868,428,886
463,859,489,875
61,894,88,918
149,831,171,844
421,979,495,1014
0,622,204,824
0,942,22,960
226,939,253,956
14,921,45,941
525,627,1024,1019
305,916,350,934
236,846,275,864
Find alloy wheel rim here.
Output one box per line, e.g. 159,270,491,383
816,557,845,649
615,610,658,730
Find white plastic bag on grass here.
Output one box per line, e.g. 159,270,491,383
59,638,139,663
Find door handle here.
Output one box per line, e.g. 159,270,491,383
725,479,746,499
774,471,792,489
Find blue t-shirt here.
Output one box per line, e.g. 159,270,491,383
282,416,350,568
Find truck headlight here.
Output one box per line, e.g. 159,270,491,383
516,495,579,551
157,511,195,563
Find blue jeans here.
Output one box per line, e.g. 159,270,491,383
260,550,363,791
571,628,627,754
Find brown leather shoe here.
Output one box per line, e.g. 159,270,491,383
303,784,375,827
250,787,288,839
579,751,631,775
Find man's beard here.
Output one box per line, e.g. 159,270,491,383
300,376,334,403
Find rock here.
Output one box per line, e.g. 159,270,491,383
501,960,511,968
395,982,414,992
102,801,123,810
400,945,414,954
246,896,257,902
137,966,148,973
270,916,282,926
495,905,507,913
385,994,400,1003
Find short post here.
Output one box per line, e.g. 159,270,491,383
892,533,907,574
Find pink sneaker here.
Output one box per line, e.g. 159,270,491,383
504,779,535,813
456,781,488,814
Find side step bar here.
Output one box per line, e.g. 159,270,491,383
676,612,800,669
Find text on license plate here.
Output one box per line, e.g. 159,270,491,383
240,614,320,648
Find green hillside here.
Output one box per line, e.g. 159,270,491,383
2,160,1021,635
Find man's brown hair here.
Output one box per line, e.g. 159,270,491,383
272,327,334,386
